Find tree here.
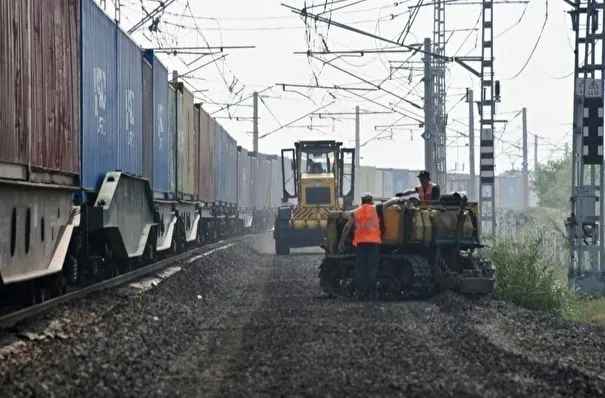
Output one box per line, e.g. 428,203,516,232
531,154,571,210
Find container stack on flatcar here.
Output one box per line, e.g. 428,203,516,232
0,0,276,308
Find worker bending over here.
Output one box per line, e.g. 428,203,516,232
338,193,401,300
399,170,440,205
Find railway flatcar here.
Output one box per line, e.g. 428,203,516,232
0,0,275,308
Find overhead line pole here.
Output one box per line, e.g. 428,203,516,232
424,38,436,178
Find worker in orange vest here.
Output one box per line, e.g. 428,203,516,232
338,192,383,300
400,170,440,205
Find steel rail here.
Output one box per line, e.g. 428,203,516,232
0,234,254,330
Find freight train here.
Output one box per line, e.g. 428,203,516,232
0,0,281,307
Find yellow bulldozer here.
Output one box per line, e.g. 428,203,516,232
274,140,355,255
318,192,495,298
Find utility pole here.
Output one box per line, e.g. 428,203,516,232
355,106,360,203
467,89,475,201
522,107,528,210
423,38,436,178
253,91,258,155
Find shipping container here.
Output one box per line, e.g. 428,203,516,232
496,172,524,210
254,153,271,208
141,57,153,180
198,109,216,202
142,50,174,195
214,122,237,204
357,166,376,198
173,82,198,197
374,169,384,197
248,153,257,209
381,169,394,198
237,146,251,209
81,0,118,190
168,84,177,193
392,169,410,194
267,155,282,206
116,28,143,178
0,0,81,186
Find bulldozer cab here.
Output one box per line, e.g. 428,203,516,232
281,140,355,209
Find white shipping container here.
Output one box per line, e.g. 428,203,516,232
374,169,384,198
358,166,376,200
381,169,393,198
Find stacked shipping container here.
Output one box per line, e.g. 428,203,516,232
214,123,238,204
237,147,251,210
197,105,215,202
142,50,174,196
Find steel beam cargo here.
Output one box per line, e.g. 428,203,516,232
214,122,237,205
198,109,216,202
237,146,251,209
172,82,198,199
0,0,80,186
143,50,174,197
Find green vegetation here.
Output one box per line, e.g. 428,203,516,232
487,207,605,324
531,154,571,210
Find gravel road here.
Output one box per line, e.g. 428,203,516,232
1,232,605,398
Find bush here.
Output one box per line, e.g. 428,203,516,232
488,233,577,317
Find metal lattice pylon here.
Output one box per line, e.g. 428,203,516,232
433,0,447,188
567,0,605,295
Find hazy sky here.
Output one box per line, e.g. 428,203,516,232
106,0,572,174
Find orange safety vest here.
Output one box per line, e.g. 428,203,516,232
352,204,382,247
417,182,436,205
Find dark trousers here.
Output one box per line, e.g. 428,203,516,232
355,243,380,296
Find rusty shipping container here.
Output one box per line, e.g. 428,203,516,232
173,82,198,198
196,105,215,202
0,0,80,186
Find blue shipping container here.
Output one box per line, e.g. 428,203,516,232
116,28,143,177
391,168,410,195
214,123,238,204
238,147,250,209
80,1,144,190
143,49,174,194
81,0,118,190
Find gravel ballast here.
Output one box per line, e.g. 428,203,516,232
1,232,605,397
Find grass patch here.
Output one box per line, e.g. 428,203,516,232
488,233,577,317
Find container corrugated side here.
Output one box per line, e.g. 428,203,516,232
374,169,384,197
381,169,393,198
267,155,281,206
391,169,409,194
168,84,176,194
116,28,143,178
254,153,270,208
81,0,118,190
198,110,215,202
141,57,153,180
237,147,250,209
143,50,173,194
248,153,257,209
174,83,198,197
0,0,80,185
357,166,375,198
214,123,238,204
262,154,273,208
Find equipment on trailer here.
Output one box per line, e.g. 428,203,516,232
274,140,355,255
319,192,495,298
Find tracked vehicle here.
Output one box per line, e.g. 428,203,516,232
319,193,495,298
274,140,355,255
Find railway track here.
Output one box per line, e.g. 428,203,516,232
0,234,255,330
